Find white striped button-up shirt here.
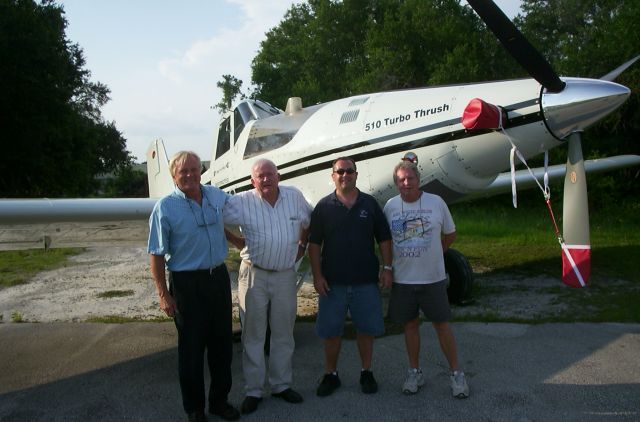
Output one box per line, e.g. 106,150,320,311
223,185,312,271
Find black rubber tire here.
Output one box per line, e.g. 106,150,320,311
445,248,474,304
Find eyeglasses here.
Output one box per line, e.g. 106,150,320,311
187,195,219,227
333,168,356,175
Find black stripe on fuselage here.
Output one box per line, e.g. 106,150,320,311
222,99,542,192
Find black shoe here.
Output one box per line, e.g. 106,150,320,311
187,410,206,422
360,369,378,394
209,401,240,421
272,388,304,403
316,372,341,397
240,396,262,414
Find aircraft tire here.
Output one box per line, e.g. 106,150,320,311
445,248,474,304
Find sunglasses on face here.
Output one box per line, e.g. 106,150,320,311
333,168,356,175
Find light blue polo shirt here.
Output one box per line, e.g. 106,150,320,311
148,185,229,271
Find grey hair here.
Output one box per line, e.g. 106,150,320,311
251,158,278,177
393,160,421,184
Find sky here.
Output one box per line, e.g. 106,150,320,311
59,0,523,163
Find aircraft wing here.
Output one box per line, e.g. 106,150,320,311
0,198,158,224
463,154,640,201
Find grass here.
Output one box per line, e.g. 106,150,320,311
450,196,640,322
96,289,135,299
86,315,171,323
0,248,83,288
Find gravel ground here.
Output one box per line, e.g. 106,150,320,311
0,221,579,323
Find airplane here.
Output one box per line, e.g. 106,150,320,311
1,0,639,303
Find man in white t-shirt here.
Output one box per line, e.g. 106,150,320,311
383,160,469,399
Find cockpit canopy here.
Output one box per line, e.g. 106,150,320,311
214,99,282,159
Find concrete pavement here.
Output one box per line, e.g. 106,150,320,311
1,322,639,421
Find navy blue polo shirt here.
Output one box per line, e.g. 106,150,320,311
309,189,391,285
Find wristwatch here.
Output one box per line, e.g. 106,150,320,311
383,265,393,271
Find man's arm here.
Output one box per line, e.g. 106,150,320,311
150,254,178,317
295,227,310,262
442,232,456,252
378,239,393,289
308,242,329,296
225,228,245,250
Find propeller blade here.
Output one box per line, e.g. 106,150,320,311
467,0,565,92
562,132,590,287
600,55,640,81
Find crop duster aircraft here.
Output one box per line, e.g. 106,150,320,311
1,0,639,303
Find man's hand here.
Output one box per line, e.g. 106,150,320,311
159,291,178,317
379,268,393,290
313,275,330,296
295,244,306,262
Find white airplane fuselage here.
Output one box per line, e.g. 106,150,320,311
206,77,629,206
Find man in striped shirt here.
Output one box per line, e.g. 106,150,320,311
224,158,312,415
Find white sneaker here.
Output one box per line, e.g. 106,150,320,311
402,368,425,394
450,370,469,398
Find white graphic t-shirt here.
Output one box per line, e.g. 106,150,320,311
383,193,455,284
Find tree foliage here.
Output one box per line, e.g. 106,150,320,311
0,0,132,197
251,0,522,108
214,74,245,115
251,0,639,204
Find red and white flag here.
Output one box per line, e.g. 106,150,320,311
561,244,590,288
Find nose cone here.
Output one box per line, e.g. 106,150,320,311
542,77,630,140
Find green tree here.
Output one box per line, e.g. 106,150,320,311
251,0,375,108
0,0,132,197
251,0,521,106
103,165,149,198
214,74,245,114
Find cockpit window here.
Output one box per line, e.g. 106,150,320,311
252,101,281,118
243,131,295,159
215,117,230,159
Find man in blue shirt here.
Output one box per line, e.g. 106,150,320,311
148,151,239,422
308,157,393,397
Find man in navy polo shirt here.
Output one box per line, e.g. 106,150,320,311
308,156,393,397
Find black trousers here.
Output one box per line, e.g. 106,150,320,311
170,265,233,413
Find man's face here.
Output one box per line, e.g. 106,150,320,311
395,167,420,200
172,155,201,196
251,161,280,197
331,159,357,191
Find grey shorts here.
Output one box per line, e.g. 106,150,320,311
388,280,451,324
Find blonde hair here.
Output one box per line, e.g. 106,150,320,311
169,151,201,177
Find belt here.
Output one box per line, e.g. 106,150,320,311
253,262,278,272
244,260,288,273
175,264,225,275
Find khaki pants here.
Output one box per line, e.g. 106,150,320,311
238,260,297,397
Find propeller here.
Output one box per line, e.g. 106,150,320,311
561,133,590,287
466,0,603,286
466,0,565,92
600,55,640,82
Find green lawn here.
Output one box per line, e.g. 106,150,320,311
450,197,640,322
